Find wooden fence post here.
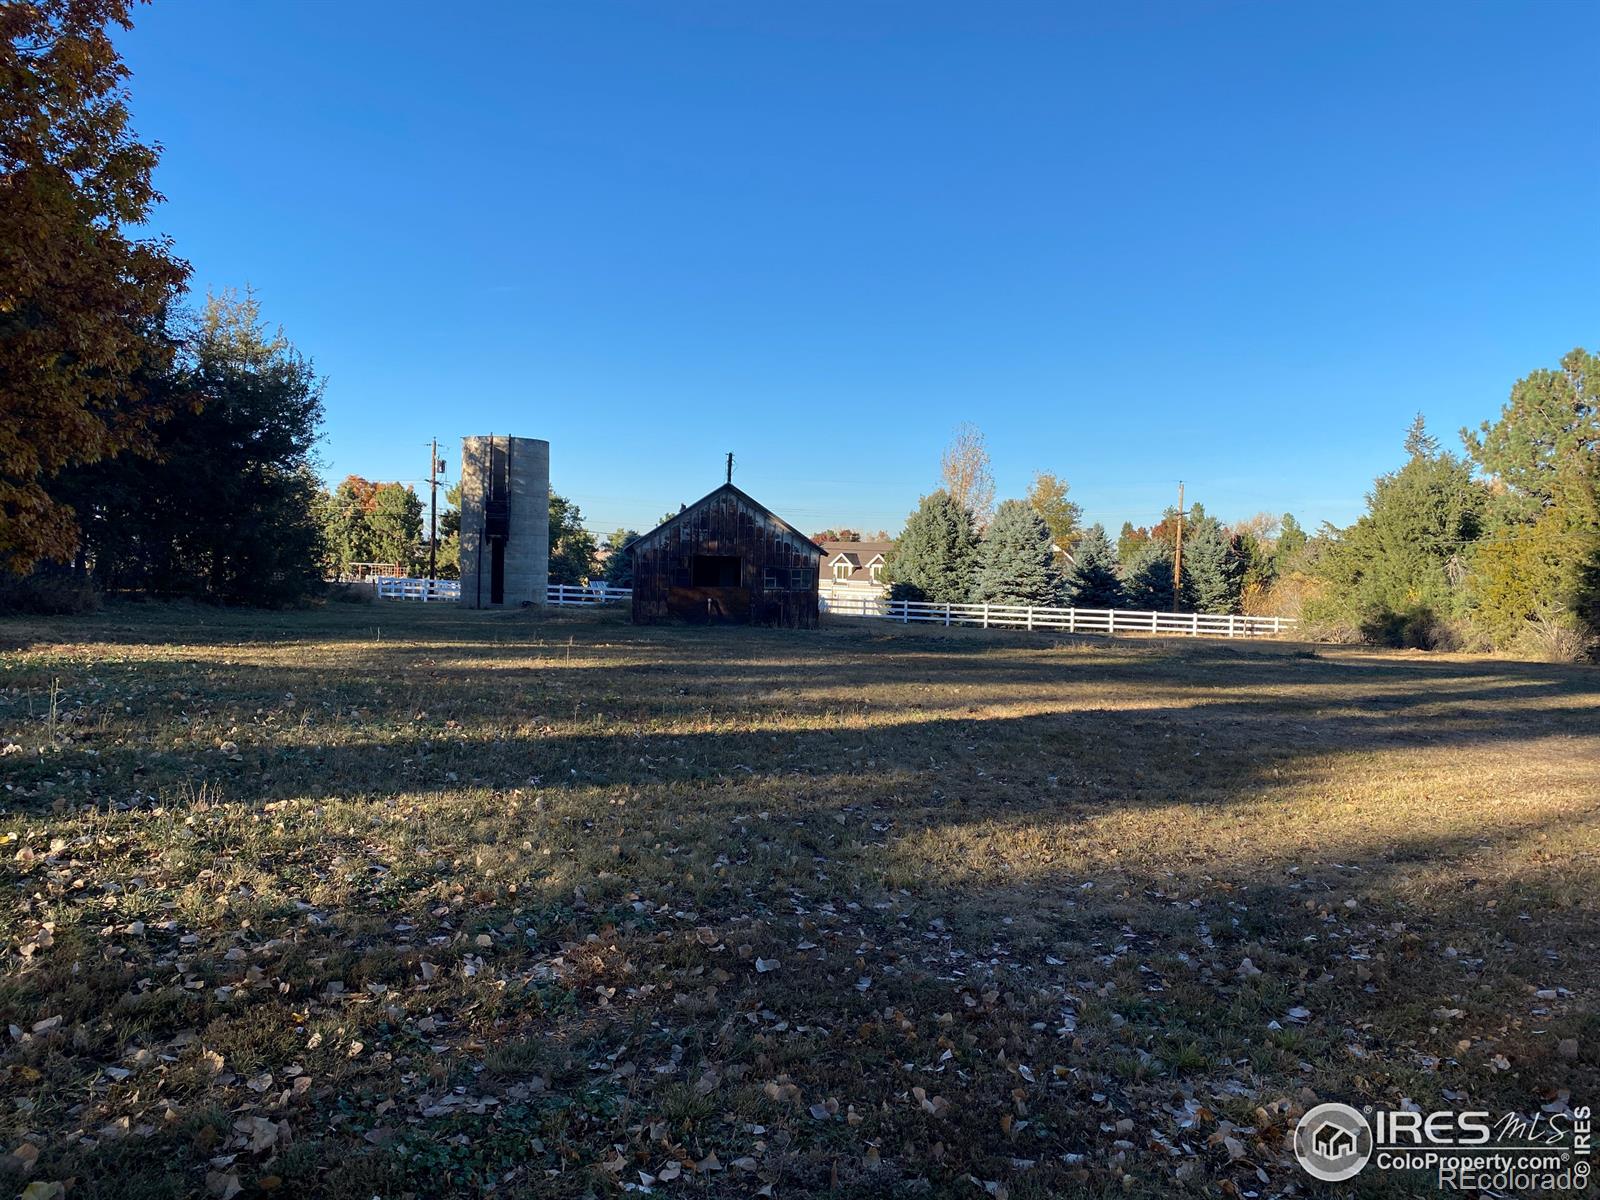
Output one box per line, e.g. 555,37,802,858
1026,606,1034,631
1108,610,1116,636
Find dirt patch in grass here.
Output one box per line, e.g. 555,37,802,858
1,604,1596,1197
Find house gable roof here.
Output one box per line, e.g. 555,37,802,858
819,540,894,582
627,483,825,557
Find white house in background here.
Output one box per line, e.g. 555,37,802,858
818,540,892,598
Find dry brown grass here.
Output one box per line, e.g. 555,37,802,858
1,603,1596,1198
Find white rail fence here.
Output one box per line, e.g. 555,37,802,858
374,577,459,602
548,583,631,606
820,592,1296,638
374,578,632,607
373,577,1291,639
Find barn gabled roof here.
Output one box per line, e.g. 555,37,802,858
627,483,825,557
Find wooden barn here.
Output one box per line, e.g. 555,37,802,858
629,484,824,628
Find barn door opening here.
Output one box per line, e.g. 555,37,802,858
691,555,741,586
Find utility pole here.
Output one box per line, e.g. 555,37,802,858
726,451,734,485
1171,480,1185,613
427,437,441,580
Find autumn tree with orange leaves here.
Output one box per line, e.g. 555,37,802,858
1,0,190,572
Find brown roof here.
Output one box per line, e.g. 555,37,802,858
819,540,893,582
628,484,825,557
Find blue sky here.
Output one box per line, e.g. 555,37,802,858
118,1,1598,539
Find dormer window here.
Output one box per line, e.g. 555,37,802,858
833,562,850,580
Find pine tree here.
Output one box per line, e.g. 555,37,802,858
1312,416,1486,642
1117,521,1151,563
1464,348,1600,644
1120,539,1174,610
1064,524,1124,608
884,491,977,603
1275,512,1308,574
1182,518,1242,613
975,499,1060,605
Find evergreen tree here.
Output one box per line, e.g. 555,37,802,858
1117,521,1151,563
1464,349,1598,521
975,499,1060,605
1274,512,1308,574
56,290,325,605
1182,517,1242,614
1120,538,1174,610
1464,348,1600,644
884,490,977,603
1063,524,1124,608
1312,416,1486,642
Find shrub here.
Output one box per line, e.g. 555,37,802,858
326,582,376,605
0,569,101,615
1512,610,1597,664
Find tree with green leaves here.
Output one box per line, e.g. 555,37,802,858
1117,522,1151,564
1063,524,1124,609
1025,471,1081,561
974,499,1060,605
549,491,597,584
432,482,461,578
1274,512,1308,574
367,484,422,572
1120,538,1174,610
321,476,379,570
1464,348,1598,521
57,290,325,605
884,490,977,603
1464,348,1600,645
1312,414,1487,643
1,0,192,574
602,527,639,587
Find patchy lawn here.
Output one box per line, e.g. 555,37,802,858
0,603,1596,1199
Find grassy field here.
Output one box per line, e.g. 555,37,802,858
1,603,1596,1199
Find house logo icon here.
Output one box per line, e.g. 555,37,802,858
1294,1103,1373,1182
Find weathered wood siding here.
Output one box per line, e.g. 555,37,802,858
631,489,821,628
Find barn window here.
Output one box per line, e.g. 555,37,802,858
791,568,811,589
691,555,741,586
763,568,781,589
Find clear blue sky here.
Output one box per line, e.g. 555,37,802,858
117,1,1598,538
